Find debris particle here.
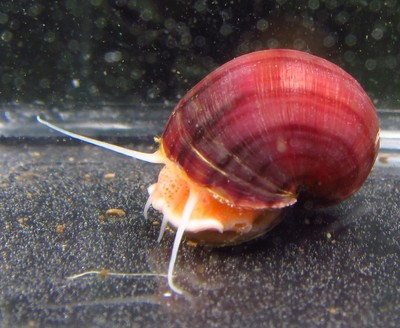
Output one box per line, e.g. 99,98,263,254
99,268,110,278
18,217,28,226
32,151,41,159
83,173,92,181
328,307,338,314
378,155,388,164
187,240,199,247
56,223,65,234
104,172,116,180
105,208,126,218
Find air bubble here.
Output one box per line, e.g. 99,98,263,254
371,27,384,40
68,40,80,52
180,33,192,46
365,59,377,71
0,12,8,24
323,35,336,48
335,11,350,25
130,69,143,80
344,50,356,64
164,18,176,30
256,19,268,31
104,51,122,63
40,78,50,89
345,34,357,47
28,4,44,17
14,76,26,89
166,36,177,48
385,0,397,7
44,31,56,43
1,31,13,42
325,0,338,10
140,9,152,22
1,73,12,84
384,56,397,69
293,38,307,51
220,24,233,36
194,0,207,13
369,0,382,12
308,0,320,10
267,38,279,49
90,0,103,6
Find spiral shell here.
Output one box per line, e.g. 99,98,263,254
161,49,379,210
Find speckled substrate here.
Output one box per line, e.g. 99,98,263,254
1,139,400,328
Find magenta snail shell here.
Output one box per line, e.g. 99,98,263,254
37,49,380,294
161,49,379,211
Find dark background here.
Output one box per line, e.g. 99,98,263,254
0,0,399,108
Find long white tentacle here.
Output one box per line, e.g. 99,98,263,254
143,194,153,221
167,189,198,294
157,215,169,243
37,116,165,164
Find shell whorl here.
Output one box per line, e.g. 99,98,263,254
161,49,379,210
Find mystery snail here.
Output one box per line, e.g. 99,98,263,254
37,49,380,294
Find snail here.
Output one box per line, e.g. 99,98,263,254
37,49,380,294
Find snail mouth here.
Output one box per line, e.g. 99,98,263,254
147,160,283,246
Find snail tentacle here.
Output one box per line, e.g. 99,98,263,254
144,191,170,242
146,183,169,242
143,192,154,221
157,214,169,243
36,116,165,164
167,187,199,295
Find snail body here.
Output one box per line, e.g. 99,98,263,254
38,49,379,294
